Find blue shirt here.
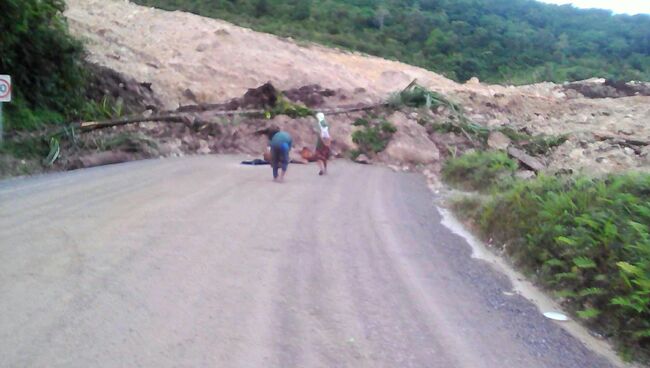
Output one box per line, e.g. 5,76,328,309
270,131,292,151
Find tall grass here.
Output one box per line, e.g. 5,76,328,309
442,151,517,192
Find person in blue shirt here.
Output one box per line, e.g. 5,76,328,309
267,128,293,182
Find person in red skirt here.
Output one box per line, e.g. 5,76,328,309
314,112,331,176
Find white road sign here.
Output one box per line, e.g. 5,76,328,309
0,75,12,102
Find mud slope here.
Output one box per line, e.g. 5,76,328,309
65,0,460,109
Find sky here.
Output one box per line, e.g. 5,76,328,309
537,0,650,15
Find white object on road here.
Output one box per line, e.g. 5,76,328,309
543,312,569,321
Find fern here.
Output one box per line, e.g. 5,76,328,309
577,308,601,319
555,236,577,246
455,172,650,356
579,288,605,297
544,258,566,268
554,272,579,281
555,289,578,298
618,262,643,277
573,257,597,269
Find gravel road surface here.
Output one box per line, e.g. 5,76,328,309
0,156,616,367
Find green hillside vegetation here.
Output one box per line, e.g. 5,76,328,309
133,0,650,84
0,0,89,131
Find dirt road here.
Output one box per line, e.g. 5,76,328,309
0,156,617,367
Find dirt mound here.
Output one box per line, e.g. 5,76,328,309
240,82,279,109
283,85,336,108
85,62,163,113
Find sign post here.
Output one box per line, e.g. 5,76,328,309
0,75,12,144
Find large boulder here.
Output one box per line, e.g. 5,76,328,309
382,111,440,165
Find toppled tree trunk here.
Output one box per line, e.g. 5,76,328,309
592,131,650,146
68,151,133,169
75,104,384,133
508,146,545,172
77,114,189,132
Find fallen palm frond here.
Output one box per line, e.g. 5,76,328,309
43,137,60,166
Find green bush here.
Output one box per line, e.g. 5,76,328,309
442,151,518,192
267,95,313,118
470,174,650,357
388,84,461,111
351,117,396,156
0,136,50,160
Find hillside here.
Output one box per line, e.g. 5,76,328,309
131,0,650,84
64,0,459,109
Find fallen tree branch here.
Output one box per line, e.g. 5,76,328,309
320,103,387,115
592,131,650,146
5,102,390,146
77,114,188,132
74,103,386,132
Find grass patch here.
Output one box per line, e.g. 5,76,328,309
0,136,50,160
442,150,518,192
430,120,491,142
351,116,396,156
452,173,650,360
267,95,313,118
80,96,126,121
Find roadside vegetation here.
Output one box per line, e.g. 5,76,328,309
444,151,650,361
0,0,133,175
133,0,650,84
2,0,87,131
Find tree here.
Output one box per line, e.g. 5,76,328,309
555,33,570,63
375,6,390,30
292,0,311,21
254,0,269,17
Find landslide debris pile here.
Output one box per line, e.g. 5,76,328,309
4,0,647,179
60,0,649,174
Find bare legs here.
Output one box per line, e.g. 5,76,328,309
317,160,327,176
